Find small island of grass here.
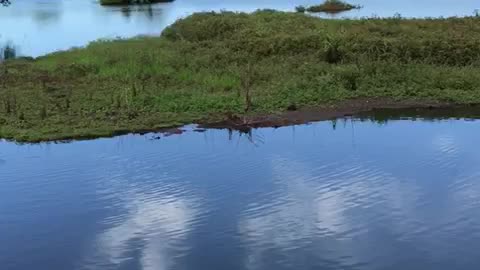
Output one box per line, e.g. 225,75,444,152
2,11,480,142
297,0,360,13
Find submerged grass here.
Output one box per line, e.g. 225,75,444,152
2,11,480,142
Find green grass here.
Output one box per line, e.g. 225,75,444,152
2,11,480,142
302,0,361,13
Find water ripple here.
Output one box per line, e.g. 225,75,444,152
3,119,480,270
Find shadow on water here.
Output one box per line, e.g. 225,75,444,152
147,126,266,147
118,4,160,21
228,128,266,147
197,106,480,147
120,6,132,18
356,106,480,125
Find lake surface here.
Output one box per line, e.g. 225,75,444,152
0,0,479,58
2,118,480,270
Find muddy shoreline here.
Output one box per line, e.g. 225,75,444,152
200,98,480,132
6,98,480,144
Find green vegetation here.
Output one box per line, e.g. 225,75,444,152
99,0,173,6
300,0,361,13
295,5,306,13
2,11,480,142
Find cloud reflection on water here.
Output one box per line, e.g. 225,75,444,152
79,156,202,270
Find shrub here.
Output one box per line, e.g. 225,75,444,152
306,0,360,13
295,6,306,13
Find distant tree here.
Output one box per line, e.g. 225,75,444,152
1,0,10,6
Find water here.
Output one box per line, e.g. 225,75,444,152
0,0,478,58
2,118,480,270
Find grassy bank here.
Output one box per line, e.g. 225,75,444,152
2,11,480,142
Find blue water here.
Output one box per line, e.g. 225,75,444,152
0,0,478,57
2,119,480,269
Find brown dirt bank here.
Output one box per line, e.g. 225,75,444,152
199,98,480,132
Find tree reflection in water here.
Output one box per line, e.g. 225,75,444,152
0,43,16,61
